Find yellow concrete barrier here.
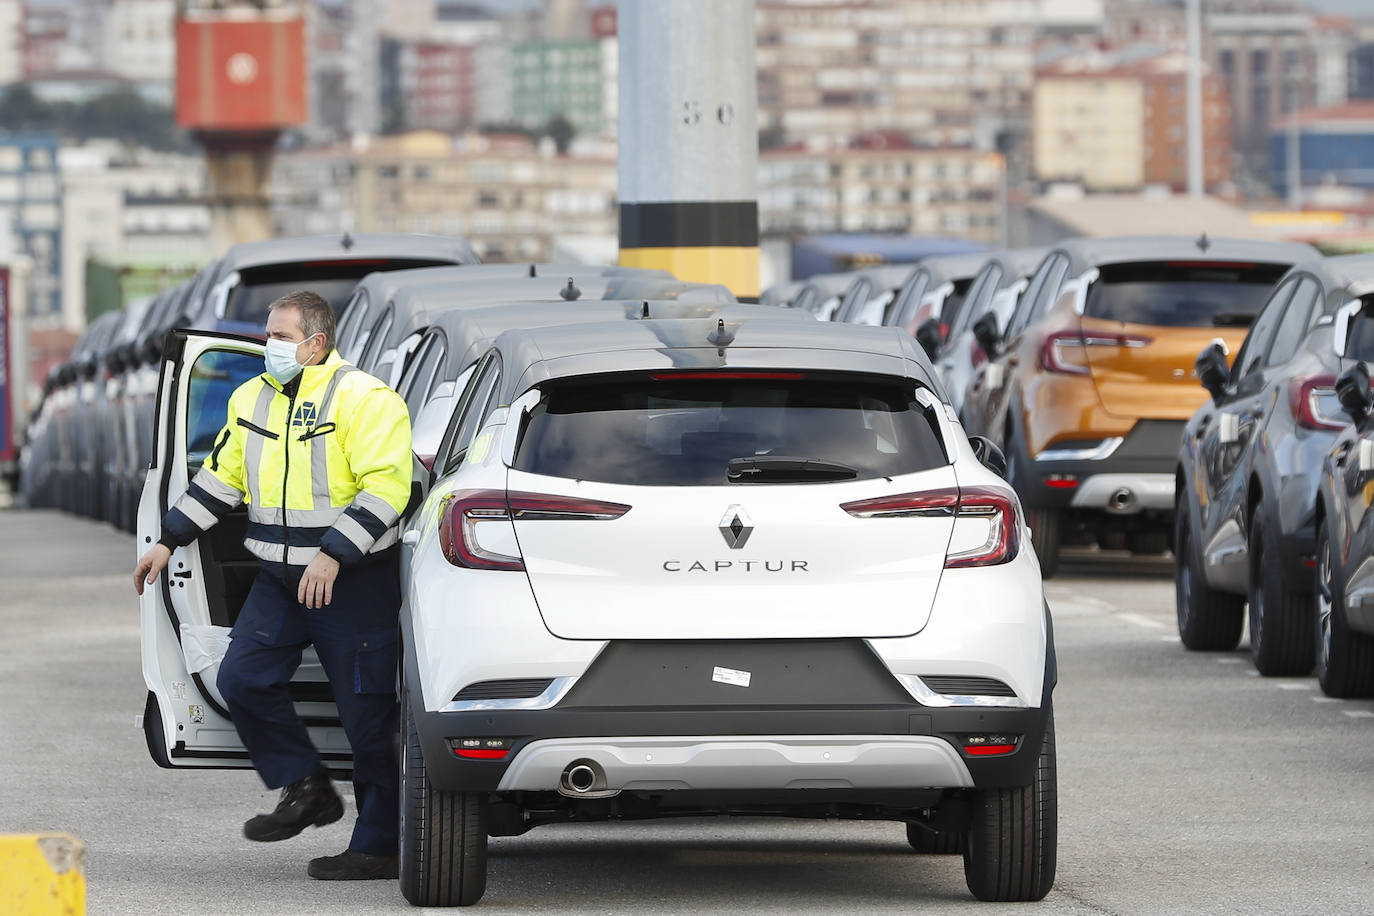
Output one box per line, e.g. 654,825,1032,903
0,834,86,916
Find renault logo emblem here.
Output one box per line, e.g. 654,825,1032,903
719,505,753,549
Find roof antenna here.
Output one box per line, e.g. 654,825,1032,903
340,231,354,251
528,263,537,277
708,318,736,349
560,278,581,301
1196,232,1210,253
641,301,650,318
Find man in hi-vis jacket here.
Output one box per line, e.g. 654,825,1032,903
134,290,412,880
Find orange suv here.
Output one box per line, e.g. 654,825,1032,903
961,236,1317,577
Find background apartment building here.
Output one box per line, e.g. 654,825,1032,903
759,140,1004,243
270,131,618,262
1034,49,1232,192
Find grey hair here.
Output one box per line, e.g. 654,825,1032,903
268,290,336,353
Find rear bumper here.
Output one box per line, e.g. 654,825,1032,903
410,699,1050,795
1023,418,1184,514
495,734,975,793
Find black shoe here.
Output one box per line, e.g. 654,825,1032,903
307,849,400,881
243,768,344,842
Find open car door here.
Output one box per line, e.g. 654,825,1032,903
137,330,353,771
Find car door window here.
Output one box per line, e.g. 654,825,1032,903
185,348,264,469
1265,277,1321,367
838,279,871,323
400,332,447,418
358,307,393,372
336,288,368,359
1231,279,1296,385
1006,256,1054,339
892,270,930,328
441,355,502,475
1020,257,1069,332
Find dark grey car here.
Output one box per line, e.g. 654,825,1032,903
1175,255,1374,675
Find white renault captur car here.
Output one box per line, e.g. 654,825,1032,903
400,317,1056,906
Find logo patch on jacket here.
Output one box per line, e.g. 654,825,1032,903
293,402,318,428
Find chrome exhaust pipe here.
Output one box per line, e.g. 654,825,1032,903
1108,487,1136,513
560,760,602,795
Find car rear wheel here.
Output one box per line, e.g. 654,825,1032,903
962,709,1056,902
1175,499,1244,651
399,687,488,907
906,823,965,854
1247,511,1315,677
1315,521,1374,698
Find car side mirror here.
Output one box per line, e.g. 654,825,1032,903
141,333,164,366
969,435,1007,478
972,312,999,359
1195,343,1229,404
1336,362,1371,424
915,318,942,361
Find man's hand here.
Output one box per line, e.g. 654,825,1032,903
299,552,341,609
134,544,173,596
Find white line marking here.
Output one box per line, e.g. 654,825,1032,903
1215,658,1243,665
1118,612,1167,630
1159,635,1181,643
1343,710,1374,719
1275,683,1312,691
1311,697,1342,703
1245,670,1260,676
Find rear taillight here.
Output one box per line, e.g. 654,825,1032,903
1288,375,1345,431
1040,331,1153,376
439,490,630,569
840,485,1020,568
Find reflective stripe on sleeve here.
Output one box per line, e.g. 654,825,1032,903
353,489,401,527
191,468,242,508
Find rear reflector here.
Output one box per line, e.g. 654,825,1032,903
964,744,1017,756
1044,475,1078,489
454,748,509,760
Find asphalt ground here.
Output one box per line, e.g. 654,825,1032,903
2,508,1372,914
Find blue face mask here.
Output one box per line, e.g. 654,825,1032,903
264,337,316,384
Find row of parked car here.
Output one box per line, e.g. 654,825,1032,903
39,234,1057,905
767,236,1374,696
17,234,737,529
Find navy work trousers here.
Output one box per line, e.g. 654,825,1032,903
217,551,401,856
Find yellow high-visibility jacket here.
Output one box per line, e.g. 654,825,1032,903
159,350,413,570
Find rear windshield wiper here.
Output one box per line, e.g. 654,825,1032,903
727,456,859,483
1211,312,1255,328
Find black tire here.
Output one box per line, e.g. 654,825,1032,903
1175,499,1244,651
399,690,488,907
1247,511,1315,677
963,709,1056,902
1025,505,1062,580
1315,521,1374,698
1126,530,1171,556
906,823,965,854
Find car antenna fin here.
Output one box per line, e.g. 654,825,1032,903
560,278,581,301
528,263,537,277
708,317,736,348
641,301,650,318
340,231,354,251
1196,232,1210,253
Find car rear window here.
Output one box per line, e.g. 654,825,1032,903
1085,262,1289,328
514,373,948,486
225,259,451,324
